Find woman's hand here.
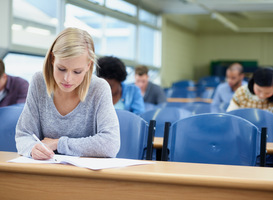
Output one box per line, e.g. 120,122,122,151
31,143,55,160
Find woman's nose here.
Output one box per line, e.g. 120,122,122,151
64,72,71,82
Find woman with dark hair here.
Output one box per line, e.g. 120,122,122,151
96,56,145,115
227,68,273,113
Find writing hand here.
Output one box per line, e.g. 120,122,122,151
31,143,54,160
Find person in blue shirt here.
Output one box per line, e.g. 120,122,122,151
96,56,145,115
211,63,247,113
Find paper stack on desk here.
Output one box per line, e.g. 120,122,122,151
8,154,154,170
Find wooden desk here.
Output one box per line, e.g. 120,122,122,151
167,97,212,103
154,137,273,155
1,152,273,200
153,137,163,149
267,142,273,154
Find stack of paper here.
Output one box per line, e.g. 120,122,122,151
8,154,154,170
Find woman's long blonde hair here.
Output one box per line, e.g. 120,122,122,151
43,27,96,101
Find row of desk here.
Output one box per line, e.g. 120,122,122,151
1,151,273,200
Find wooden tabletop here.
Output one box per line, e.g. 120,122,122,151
267,142,273,154
167,97,212,103
1,151,273,200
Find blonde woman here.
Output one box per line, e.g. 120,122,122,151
15,28,120,160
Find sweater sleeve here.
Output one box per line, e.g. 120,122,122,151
57,80,120,158
15,73,42,157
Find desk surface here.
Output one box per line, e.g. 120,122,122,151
167,97,212,103
1,151,273,200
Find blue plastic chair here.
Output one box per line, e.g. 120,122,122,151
196,86,216,99
197,76,222,87
162,113,261,166
182,102,212,115
226,108,273,142
115,109,154,160
0,105,24,152
140,107,192,137
165,88,197,98
144,102,158,112
172,80,195,88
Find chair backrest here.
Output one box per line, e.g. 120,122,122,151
227,108,273,142
165,88,197,98
0,105,24,152
140,107,192,137
197,76,222,87
144,102,158,112
116,109,151,160
164,113,260,166
196,86,216,99
182,102,212,115
172,80,195,88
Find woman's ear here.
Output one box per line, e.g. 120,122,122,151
87,60,93,71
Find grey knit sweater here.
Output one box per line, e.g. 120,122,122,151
15,72,120,157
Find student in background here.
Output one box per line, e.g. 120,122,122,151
135,65,166,105
0,59,29,107
96,56,145,115
211,63,247,113
227,68,273,113
15,28,120,160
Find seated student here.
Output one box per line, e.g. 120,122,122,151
211,63,247,113
0,59,29,107
15,28,120,160
135,65,166,105
227,67,273,113
96,56,145,115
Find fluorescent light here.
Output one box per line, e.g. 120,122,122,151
25,26,51,36
211,12,239,32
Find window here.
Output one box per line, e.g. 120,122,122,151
65,4,104,54
104,16,136,59
88,0,103,5
12,0,58,49
139,9,159,26
65,4,136,60
106,0,137,16
9,0,162,83
3,53,44,83
138,25,161,67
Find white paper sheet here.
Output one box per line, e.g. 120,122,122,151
7,154,155,170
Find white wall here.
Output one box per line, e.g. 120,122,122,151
161,17,197,87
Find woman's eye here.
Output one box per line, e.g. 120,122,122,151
74,71,82,74
58,68,66,72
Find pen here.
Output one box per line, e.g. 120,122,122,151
32,134,55,159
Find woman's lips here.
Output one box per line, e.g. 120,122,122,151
62,83,72,88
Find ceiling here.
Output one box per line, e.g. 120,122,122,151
126,0,273,33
